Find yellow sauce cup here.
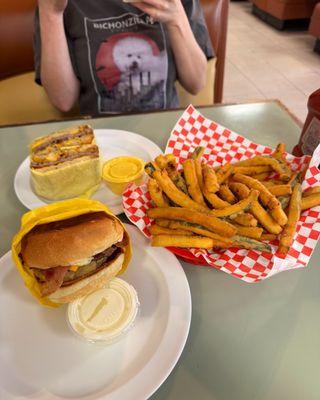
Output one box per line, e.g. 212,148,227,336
102,156,145,195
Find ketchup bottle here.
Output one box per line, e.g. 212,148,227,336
293,88,320,157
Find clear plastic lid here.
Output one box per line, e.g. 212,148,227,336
67,278,139,345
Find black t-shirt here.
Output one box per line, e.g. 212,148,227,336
34,0,214,115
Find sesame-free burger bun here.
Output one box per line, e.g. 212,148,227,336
48,253,124,303
21,212,124,269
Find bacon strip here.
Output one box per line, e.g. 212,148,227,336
37,266,69,296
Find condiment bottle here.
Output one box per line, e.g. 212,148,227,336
293,88,320,157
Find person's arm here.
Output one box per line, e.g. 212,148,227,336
38,0,80,112
134,0,207,95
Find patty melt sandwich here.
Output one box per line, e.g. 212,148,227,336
30,125,101,200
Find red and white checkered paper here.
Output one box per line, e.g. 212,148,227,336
123,105,320,282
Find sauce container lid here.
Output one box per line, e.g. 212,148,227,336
67,278,139,345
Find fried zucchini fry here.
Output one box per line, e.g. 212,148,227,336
153,170,208,212
151,235,215,249
261,233,278,241
210,190,259,217
233,174,288,226
251,201,282,234
232,213,258,227
216,164,234,184
147,178,169,207
233,236,272,253
268,185,292,197
232,156,285,175
230,179,282,233
229,182,250,200
279,183,302,254
202,164,219,193
278,196,290,210
202,187,230,209
165,158,189,194
155,154,169,169
194,160,204,190
149,225,193,236
232,225,263,239
233,166,271,175
301,193,320,211
218,184,237,204
303,186,320,197
191,146,205,160
155,219,171,228
272,143,292,181
168,220,233,244
145,162,159,177
250,172,270,181
147,207,237,237
183,159,206,206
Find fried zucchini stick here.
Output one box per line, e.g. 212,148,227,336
229,182,250,199
218,184,237,204
155,219,171,228
151,235,215,249
210,190,259,217
261,233,278,241
232,156,285,175
232,225,263,239
202,164,219,193
233,174,288,226
268,185,292,197
230,181,282,234
153,170,208,212
165,157,189,194
250,172,270,181
168,220,233,244
301,193,320,211
147,178,169,207
233,166,271,175
233,236,272,253
145,161,159,177
155,154,169,169
216,164,234,184
183,159,206,206
149,225,193,236
272,143,292,181
202,188,231,209
147,207,237,237
191,146,205,160
303,186,320,197
232,213,258,227
279,183,302,254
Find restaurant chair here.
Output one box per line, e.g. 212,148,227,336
0,0,77,126
177,0,229,106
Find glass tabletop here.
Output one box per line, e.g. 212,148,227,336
1,101,319,400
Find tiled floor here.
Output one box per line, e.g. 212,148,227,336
224,1,320,123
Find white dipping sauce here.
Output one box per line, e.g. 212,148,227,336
67,278,139,344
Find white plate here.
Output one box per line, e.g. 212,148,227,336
0,224,191,400
14,129,162,214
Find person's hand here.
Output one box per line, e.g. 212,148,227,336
38,0,68,15
133,0,187,28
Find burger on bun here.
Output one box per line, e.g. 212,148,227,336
20,212,129,304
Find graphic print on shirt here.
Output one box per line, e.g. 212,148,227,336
84,13,168,113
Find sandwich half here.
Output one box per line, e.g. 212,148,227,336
30,125,101,200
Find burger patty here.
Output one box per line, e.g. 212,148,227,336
62,246,122,286
32,245,123,297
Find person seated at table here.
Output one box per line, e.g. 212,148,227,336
34,0,214,115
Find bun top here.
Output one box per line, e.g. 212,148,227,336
21,212,124,269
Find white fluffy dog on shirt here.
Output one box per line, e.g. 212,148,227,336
112,36,167,95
